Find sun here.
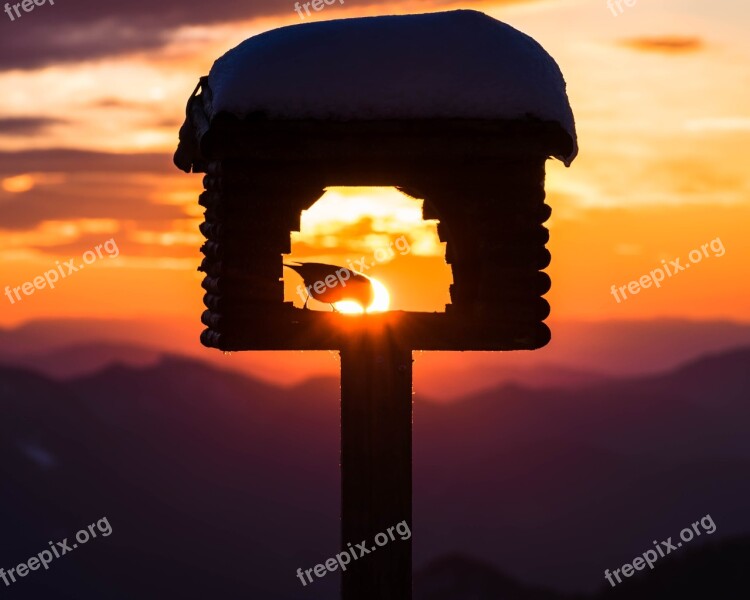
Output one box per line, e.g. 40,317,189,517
334,278,390,314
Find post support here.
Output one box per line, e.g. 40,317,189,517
340,328,413,600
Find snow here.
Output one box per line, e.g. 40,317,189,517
207,10,577,164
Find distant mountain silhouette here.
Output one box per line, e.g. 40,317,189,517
3,317,750,398
3,341,163,378
414,554,585,599
0,346,748,598
597,535,750,599
414,347,750,591
415,539,750,600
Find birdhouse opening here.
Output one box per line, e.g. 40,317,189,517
284,187,452,314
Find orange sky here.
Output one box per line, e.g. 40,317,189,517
1,0,749,329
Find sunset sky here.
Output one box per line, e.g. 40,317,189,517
1,0,748,332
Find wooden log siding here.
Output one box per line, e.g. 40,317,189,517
177,85,571,350
194,157,556,349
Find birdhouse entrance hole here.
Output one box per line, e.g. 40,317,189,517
284,187,452,314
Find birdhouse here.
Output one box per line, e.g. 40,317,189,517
174,9,577,353
175,11,577,600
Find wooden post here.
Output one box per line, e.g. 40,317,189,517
340,327,413,600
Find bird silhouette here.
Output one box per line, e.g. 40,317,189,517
284,262,375,311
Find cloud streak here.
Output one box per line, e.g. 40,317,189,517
619,36,704,54
0,150,192,230
0,149,174,175
0,178,191,230
0,117,68,135
685,118,750,133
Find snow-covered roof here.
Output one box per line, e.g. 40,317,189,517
205,10,577,165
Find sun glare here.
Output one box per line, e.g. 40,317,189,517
334,277,390,314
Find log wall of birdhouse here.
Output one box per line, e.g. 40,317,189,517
198,160,319,332
182,110,570,350
195,158,553,351
420,159,552,328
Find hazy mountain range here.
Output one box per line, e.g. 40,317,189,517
0,323,748,598
2,317,750,399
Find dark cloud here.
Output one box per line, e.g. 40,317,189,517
0,117,68,135
619,36,705,53
87,98,144,109
0,175,192,230
0,0,536,71
0,150,195,230
0,0,302,71
0,149,175,175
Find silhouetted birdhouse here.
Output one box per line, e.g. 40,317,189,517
175,11,576,600
174,9,577,353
